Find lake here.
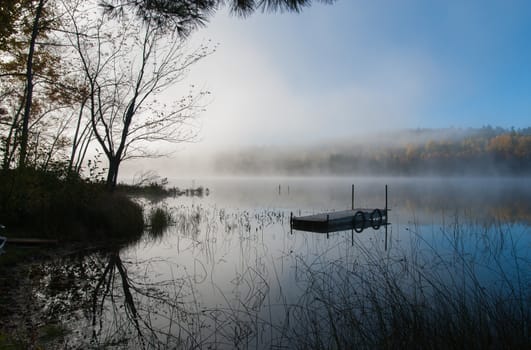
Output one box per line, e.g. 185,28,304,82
25,177,531,348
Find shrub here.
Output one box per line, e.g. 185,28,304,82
147,207,172,237
0,168,144,243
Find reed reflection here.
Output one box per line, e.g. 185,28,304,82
10,177,530,349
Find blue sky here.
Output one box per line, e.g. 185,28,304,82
176,0,531,151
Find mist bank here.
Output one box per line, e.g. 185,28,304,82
211,127,531,176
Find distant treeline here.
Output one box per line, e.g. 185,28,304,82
214,126,531,176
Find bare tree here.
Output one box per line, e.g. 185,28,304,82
67,94,94,176
64,1,212,189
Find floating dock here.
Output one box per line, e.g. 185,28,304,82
4,238,59,246
290,185,389,234
291,208,388,233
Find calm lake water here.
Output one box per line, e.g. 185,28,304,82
30,177,531,348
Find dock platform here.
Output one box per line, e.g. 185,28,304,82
291,208,388,233
4,238,59,246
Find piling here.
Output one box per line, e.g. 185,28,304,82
351,184,355,210
385,184,388,215
326,214,330,238
385,184,388,251
290,212,293,234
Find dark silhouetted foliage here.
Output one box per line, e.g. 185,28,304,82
0,168,144,241
100,0,336,35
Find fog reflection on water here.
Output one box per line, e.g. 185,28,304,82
30,177,531,348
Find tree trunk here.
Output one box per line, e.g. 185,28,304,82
106,157,121,191
2,110,20,170
68,98,87,175
106,94,137,191
18,0,45,169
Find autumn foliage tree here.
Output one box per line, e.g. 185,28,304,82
0,0,83,171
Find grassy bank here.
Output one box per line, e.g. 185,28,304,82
0,168,147,348
116,182,207,199
0,169,144,243
0,168,146,281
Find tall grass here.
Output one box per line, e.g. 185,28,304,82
2,206,529,349
163,211,530,349
138,210,529,349
147,207,172,237
274,220,530,349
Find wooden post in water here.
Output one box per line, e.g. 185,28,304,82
385,184,388,251
326,214,330,239
385,184,388,218
290,212,293,234
351,189,356,243
351,184,355,210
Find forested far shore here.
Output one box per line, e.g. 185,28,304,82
213,127,531,176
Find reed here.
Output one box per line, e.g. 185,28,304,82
128,212,531,349
1,205,528,349
147,207,173,237
273,220,530,349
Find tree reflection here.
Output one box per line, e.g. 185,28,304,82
26,247,203,349
90,251,146,346
12,205,283,349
